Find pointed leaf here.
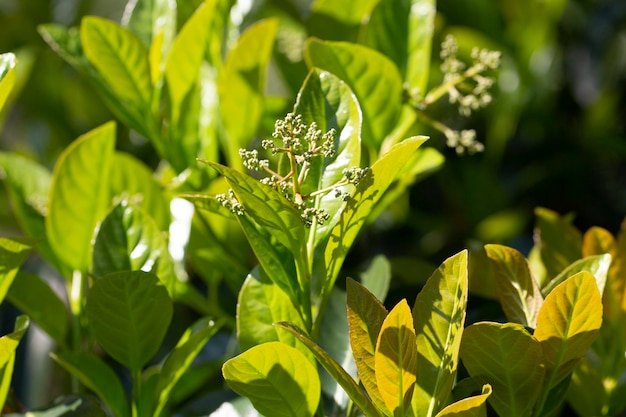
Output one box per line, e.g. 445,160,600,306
52,352,129,417
406,0,436,92
305,39,403,147
582,226,616,258
347,277,388,413
86,271,173,372
542,254,611,297
434,385,492,417
0,316,29,411
534,271,603,386
222,341,320,417
276,322,382,417
122,0,176,49
0,53,16,111
46,122,115,273
375,299,417,415
460,322,544,417
485,244,543,327
323,136,428,297
81,16,152,112
7,271,69,348
412,250,468,417
0,237,34,303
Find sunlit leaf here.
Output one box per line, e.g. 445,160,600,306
485,244,543,327
46,122,115,273
310,0,379,26
0,237,34,303
52,352,129,417
412,250,468,417
0,53,16,111
542,254,611,297
305,39,403,147
222,341,320,417
434,385,492,417
534,271,603,386
122,0,176,49
460,322,544,417
86,271,173,372
0,316,29,411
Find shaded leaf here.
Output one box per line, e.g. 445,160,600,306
359,254,392,306
222,341,320,417
4,394,108,417
566,357,606,417
434,384,492,417
460,322,544,417
86,271,173,372
122,0,176,49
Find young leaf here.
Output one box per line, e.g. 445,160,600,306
375,299,417,416
222,341,320,417
582,226,616,258
305,39,403,147
81,16,152,114
346,277,388,413
7,271,69,349
460,322,544,417
406,0,436,93
534,271,603,386
0,237,34,303
0,315,29,411
412,250,468,417
86,270,173,373
434,384,492,417
323,136,428,297
46,122,115,273
309,0,379,27
51,352,129,417
485,244,543,327
219,19,278,166
121,0,176,49
276,321,382,417
541,254,611,297
0,52,16,111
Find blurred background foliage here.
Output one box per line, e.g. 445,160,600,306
0,0,625,409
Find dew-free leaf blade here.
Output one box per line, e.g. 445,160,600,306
375,299,417,415
542,254,611,297
222,341,320,417
122,0,176,49
275,322,382,417
485,244,543,327
52,352,129,417
0,315,29,411
0,237,34,304
46,122,115,273
534,271,603,386
434,384,492,417
0,52,16,111
460,322,544,417
412,250,469,417
305,39,403,147
86,270,173,372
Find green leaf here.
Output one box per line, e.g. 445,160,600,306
541,254,611,297
46,122,115,273
375,299,417,415
0,53,17,111
412,250,468,417
293,68,362,248
305,39,403,147
434,385,492,417
275,322,382,417
0,237,34,303
81,16,152,114
154,318,222,417
4,395,108,417
121,0,176,49
405,0,436,92
109,152,170,231
92,201,177,297
485,244,543,327
236,270,306,352
460,322,545,417
222,341,320,417
219,19,278,166
310,0,379,26
206,162,306,259
209,397,261,417
346,277,388,413
534,271,603,386
51,352,129,417
323,136,428,297
359,254,392,302
567,358,606,417
86,270,173,372
0,316,29,411
7,271,69,349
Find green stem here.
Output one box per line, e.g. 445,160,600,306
422,65,481,106
132,369,142,417
68,270,85,393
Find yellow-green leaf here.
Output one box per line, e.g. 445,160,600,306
0,315,29,411
534,271,603,386
375,299,417,415
0,53,16,111
485,244,543,327
434,385,492,417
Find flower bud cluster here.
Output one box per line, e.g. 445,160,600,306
445,129,485,155
215,189,245,216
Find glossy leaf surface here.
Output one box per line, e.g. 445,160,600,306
541,254,611,297
222,341,320,417
434,385,492,417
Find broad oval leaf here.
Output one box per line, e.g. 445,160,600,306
485,244,543,327
460,322,544,417
375,299,417,415
51,352,129,417
222,341,320,417
0,52,16,111
86,270,173,372
46,122,115,273
534,271,603,386
541,254,611,297
346,277,388,413
0,237,34,303
81,16,152,111
305,39,403,147
434,384,492,417
412,250,468,417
